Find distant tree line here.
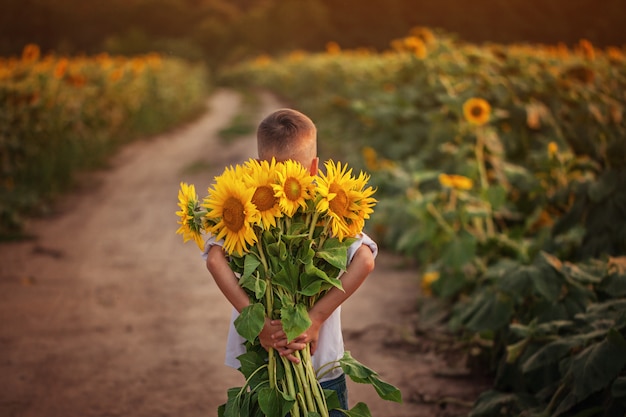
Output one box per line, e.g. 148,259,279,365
2,0,624,69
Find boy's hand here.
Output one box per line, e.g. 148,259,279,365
274,317,322,358
259,318,306,364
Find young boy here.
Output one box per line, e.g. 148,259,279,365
204,108,377,415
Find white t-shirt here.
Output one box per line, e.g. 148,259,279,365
202,233,378,382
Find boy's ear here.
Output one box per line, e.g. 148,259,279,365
309,157,319,175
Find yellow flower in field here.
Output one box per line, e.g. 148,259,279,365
548,142,558,158
288,50,307,62
403,36,427,59
362,146,379,171
577,39,595,60
439,173,473,190
204,166,259,256
176,182,205,250
409,26,435,45
145,53,162,68
109,68,124,83
254,54,272,67
421,271,440,296
22,44,40,63
326,41,341,55
463,98,491,126
273,160,315,217
54,58,68,79
244,158,283,230
131,58,145,75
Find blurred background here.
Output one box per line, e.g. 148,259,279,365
2,0,625,69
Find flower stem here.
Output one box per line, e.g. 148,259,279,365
282,356,301,416
308,211,321,240
303,345,329,417
293,353,316,413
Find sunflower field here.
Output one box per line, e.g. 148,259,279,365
220,28,626,416
1,44,209,237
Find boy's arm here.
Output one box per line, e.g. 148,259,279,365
206,245,250,312
206,245,303,363
275,244,375,357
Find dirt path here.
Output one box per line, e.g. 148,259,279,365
0,89,487,417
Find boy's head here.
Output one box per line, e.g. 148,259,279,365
257,108,318,174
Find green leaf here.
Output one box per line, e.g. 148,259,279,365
316,237,353,271
299,261,343,296
555,328,626,415
498,264,535,300
468,390,539,417
485,185,507,210
521,339,581,374
601,274,626,297
441,231,477,270
341,402,372,417
287,221,308,236
611,376,626,400
530,254,565,302
431,269,467,299
562,262,603,285
340,351,375,380
239,273,267,301
258,387,293,417
460,289,514,332
280,303,311,342
366,376,403,403
235,303,266,344
272,263,299,294
243,254,261,280
223,387,244,417
237,350,268,381
323,389,341,411
340,351,402,403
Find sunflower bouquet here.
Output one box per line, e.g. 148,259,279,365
176,157,401,417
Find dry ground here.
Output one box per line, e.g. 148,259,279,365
0,89,490,417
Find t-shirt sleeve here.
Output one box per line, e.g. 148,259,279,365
347,232,378,265
201,234,224,261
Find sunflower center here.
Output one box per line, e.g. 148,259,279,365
284,177,302,201
329,183,349,216
222,197,245,232
470,105,484,118
252,185,276,211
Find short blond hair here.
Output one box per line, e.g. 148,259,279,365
257,108,317,166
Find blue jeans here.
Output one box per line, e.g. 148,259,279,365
320,374,348,417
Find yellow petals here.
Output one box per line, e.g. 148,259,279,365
203,166,259,256
273,160,315,217
548,142,558,158
463,98,491,126
421,271,440,296
175,182,205,250
438,174,474,191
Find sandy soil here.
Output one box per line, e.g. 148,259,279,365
0,89,489,417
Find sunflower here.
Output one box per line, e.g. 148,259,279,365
244,158,283,229
438,173,473,190
348,170,377,236
203,165,259,256
316,160,377,240
420,271,440,297
175,182,205,250
273,160,315,217
463,98,491,126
